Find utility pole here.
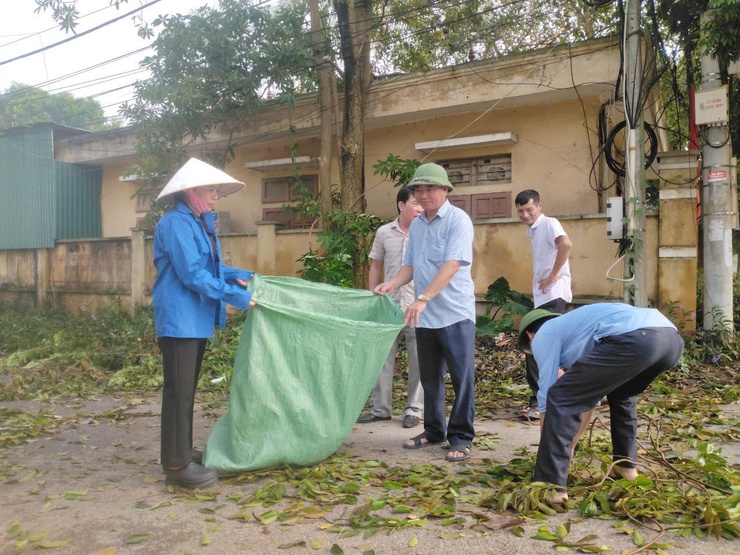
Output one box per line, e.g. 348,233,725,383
623,0,648,307
698,12,735,331
309,0,334,215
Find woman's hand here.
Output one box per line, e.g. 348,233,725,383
236,278,250,288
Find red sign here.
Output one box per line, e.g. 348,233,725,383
708,170,727,182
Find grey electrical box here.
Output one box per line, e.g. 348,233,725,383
695,86,729,126
606,197,624,240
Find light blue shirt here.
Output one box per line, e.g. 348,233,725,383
403,200,475,328
532,303,677,413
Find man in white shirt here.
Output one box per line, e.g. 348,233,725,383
515,189,573,420
357,186,424,428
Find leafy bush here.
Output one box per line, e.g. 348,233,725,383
476,277,533,336
682,272,740,366
0,301,245,399
298,210,382,288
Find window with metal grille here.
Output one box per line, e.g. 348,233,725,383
262,175,318,229
437,155,512,219
439,154,512,187
262,175,318,203
135,188,158,213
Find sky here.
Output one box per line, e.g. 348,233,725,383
0,0,219,118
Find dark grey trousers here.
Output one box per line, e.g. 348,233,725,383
533,327,684,487
525,297,568,408
415,319,476,447
158,337,207,469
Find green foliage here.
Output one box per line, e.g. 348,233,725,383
0,82,116,131
0,408,63,447
697,1,740,66
684,272,740,365
120,0,315,193
0,301,245,399
372,155,420,187
298,211,382,288
371,0,617,73
34,0,131,34
658,0,740,159
476,277,534,335
0,301,157,399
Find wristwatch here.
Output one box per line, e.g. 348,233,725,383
417,294,430,303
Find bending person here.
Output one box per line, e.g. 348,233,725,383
518,304,683,503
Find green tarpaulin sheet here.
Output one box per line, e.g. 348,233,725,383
204,274,405,473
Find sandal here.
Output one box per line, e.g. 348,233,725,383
402,433,444,450
519,404,540,420
445,444,471,462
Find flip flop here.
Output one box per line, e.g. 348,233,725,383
445,444,471,462
402,433,444,450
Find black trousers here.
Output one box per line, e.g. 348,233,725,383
525,297,568,408
533,327,684,487
158,337,207,469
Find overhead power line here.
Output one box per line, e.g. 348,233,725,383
0,0,162,68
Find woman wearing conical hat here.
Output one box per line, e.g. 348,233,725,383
152,158,256,489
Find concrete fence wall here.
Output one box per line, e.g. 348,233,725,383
1,214,696,320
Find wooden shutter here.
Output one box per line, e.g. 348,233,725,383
471,192,511,219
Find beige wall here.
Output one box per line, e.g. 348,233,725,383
100,162,142,237
364,97,603,222
2,215,672,315
96,96,606,237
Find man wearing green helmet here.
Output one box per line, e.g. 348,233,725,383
518,303,684,503
374,163,476,463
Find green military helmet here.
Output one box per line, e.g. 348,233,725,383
407,163,454,191
517,309,561,353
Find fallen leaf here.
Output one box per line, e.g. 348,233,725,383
278,540,307,549
38,540,69,548
124,534,150,544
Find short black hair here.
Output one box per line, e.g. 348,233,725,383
519,316,554,351
515,189,540,206
525,317,550,336
396,186,414,213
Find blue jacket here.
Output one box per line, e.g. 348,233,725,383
152,201,253,338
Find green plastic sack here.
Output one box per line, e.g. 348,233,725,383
204,274,405,473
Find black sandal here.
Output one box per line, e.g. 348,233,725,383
402,433,444,450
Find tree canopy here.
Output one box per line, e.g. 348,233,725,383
0,82,115,131
119,0,314,176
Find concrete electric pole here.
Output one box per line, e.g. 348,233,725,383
623,0,648,307
698,11,735,332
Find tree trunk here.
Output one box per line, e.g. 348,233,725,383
309,0,334,215
333,0,372,214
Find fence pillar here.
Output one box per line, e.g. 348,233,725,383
35,248,51,306
657,150,700,330
130,228,147,309
256,221,280,276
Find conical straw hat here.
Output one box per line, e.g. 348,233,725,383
156,158,244,205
